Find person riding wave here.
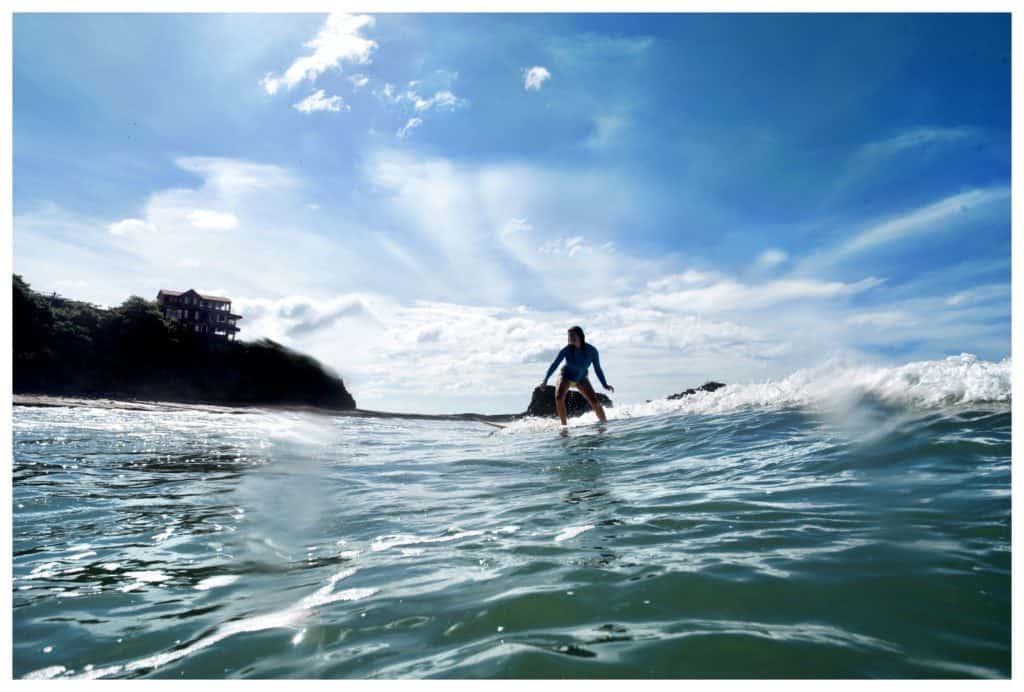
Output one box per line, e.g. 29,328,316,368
539,325,614,426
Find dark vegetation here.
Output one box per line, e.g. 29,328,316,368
12,275,356,409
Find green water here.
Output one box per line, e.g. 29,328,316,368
12,378,1011,678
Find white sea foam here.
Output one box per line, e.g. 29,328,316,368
503,353,1010,433
23,665,66,680
123,570,170,583
370,525,520,552
194,575,240,591
554,524,595,542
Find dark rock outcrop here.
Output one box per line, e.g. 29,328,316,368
526,384,613,418
666,381,726,400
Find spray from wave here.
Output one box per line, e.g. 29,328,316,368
505,353,1010,432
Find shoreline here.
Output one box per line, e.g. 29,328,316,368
11,393,524,423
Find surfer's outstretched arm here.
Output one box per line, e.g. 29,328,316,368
542,347,567,386
591,345,613,392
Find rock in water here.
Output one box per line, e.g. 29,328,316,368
666,381,726,400
526,385,613,418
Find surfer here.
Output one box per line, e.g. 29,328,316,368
539,326,614,426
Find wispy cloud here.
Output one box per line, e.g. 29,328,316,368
813,186,1010,269
616,272,885,314
856,126,980,161
293,89,349,114
819,125,991,209
523,65,551,91
377,75,466,112
347,73,369,89
408,88,462,112
396,117,422,139
261,13,377,95
944,283,1010,308
376,74,466,138
542,32,653,72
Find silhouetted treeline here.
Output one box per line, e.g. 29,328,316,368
12,275,356,409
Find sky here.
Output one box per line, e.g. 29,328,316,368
11,11,1012,414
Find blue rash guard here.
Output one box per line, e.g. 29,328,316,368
543,343,609,388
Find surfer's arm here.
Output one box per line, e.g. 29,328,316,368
591,346,611,389
542,347,567,385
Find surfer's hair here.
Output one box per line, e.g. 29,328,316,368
568,325,586,350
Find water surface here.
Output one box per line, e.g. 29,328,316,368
12,355,1011,678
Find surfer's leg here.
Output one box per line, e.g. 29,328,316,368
554,368,571,426
576,377,607,422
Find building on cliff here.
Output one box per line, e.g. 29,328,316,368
157,288,242,340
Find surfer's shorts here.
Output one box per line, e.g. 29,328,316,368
555,366,592,392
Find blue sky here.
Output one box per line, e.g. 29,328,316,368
12,12,1011,413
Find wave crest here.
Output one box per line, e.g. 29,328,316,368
506,353,1010,430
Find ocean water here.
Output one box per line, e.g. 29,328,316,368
12,354,1011,679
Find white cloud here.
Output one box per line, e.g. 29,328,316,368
261,13,377,94
187,210,240,230
376,76,465,136
409,89,462,112
348,73,369,89
378,81,465,112
396,117,422,139
175,156,300,198
523,65,551,91
236,294,377,338
108,218,157,235
293,89,349,113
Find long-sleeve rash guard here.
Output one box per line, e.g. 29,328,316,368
543,343,609,388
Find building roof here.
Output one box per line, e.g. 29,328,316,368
157,288,232,303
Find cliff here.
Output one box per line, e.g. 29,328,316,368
12,275,356,410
